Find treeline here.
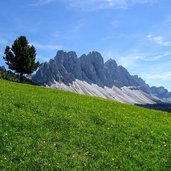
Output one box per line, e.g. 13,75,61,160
0,67,37,85
137,103,171,113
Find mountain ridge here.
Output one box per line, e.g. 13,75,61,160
32,50,171,102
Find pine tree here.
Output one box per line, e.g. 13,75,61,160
3,36,39,83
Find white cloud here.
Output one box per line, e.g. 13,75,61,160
31,42,62,50
147,34,171,46
140,72,171,81
118,54,137,68
104,49,171,69
66,0,156,10
30,0,156,9
135,51,171,61
103,49,140,68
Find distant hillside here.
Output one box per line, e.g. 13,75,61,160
32,50,171,102
1,79,171,170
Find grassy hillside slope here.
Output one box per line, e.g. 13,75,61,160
0,79,171,170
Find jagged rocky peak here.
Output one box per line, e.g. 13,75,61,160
54,50,78,63
104,59,119,87
79,51,107,87
132,75,147,88
88,51,103,58
150,86,171,98
68,51,77,57
118,65,130,75
55,50,77,57
105,58,117,69
80,51,104,65
32,50,171,99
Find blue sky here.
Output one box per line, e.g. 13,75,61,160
0,0,171,90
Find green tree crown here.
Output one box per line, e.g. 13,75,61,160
3,36,39,82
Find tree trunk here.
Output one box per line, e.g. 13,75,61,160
19,73,23,83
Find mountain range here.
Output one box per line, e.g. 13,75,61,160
32,50,171,104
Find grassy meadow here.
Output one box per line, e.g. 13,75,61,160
0,79,171,170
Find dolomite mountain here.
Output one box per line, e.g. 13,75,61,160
32,50,171,104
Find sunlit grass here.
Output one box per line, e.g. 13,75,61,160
0,79,171,170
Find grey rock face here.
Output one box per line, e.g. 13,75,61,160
32,50,171,99
79,51,107,87
150,86,171,99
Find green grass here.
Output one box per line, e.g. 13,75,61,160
0,79,171,170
